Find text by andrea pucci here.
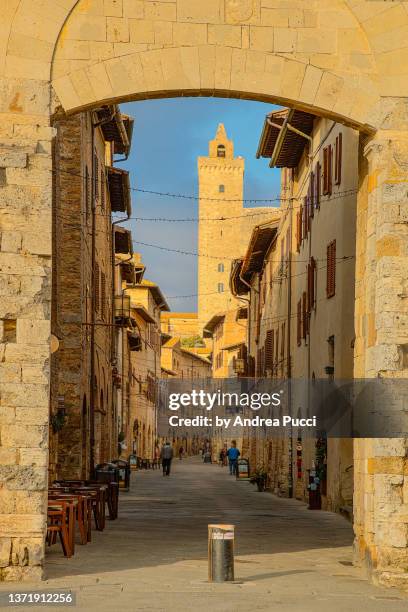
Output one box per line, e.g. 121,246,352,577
166,389,316,429
157,378,408,439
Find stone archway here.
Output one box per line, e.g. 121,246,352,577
0,0,408,587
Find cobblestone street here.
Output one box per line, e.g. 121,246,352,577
1,457,406,611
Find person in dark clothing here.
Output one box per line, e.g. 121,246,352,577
160,442,174,476
227,440,240,476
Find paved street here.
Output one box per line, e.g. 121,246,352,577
2,457,407,611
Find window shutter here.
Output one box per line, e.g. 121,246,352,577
297,300,301,346
94,150,99,200
280,322,285,366
308,257,316,310
315,162,321,208
101,271,106,320
309,172,314,219
335,133,342,185
326,240,336,298
265,329,274,372
296,212,301,251
94,262,100,312
275,326,279,374
303,197,308,238
101,169,105,211
85,165,90,215
328,144,333,195
302,291,308,338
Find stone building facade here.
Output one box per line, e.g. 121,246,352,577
50,106,132,480
232,110,359,510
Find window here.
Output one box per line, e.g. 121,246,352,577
218,283,224,293
275,327,279,373
303,196,308,238
100,271,106,320
296,209,302,251
85,165,90,216
314,162,321,209
334,133,342,185
219,184,225,193
297,300,302,346
100,169,105,211
218,263,224,273
307,257,316,311
322,145,332,196
280,322,285,376
302,291,308,338
265,330,274,373
94,262,100,312
327,240,336,298
217,145,225,158
94,150,99,200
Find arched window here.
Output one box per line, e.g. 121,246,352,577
218,283,224,293
219,184,225,193
217,145,225,158
218,263,224,273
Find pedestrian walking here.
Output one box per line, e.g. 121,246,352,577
178,446,184,460
160,441,174,476
153,445,161,470
219,447,226,466
227,440,240,476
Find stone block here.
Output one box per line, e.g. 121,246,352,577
274,28,296,53
19,448,48,468
249,26,273,52
86,62,114,101
0,465,47,491
208,25,242,48
107,17,129,42
123,0,143,18
129,19,155,44
0,538,12,568
0,151,27,168
66,15,107,42
299,64,322,105
1,566,43,581
22,231,51,256
173,23,208,46
0,363,21,383
177,0,222,24
1,231,22,253
260,8,290,27
297,29,337,54
144,2,176,21
16,319,50,346
104,0,123,17
154,21,173,45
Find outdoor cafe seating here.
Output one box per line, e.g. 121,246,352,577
46,468,121,558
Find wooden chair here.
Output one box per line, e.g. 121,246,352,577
47,500,73,558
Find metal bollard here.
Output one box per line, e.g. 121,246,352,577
208,524,235,582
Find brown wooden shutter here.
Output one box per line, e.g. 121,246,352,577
326,240,336,298
303,197,308,238
280,322,285,372
94,262,100,312
101,271,106,320
94,150,99,200
85,165,90,215
297,300,301,346
315,162,321,208
275,326,279,374
302,291,308,338
309,172,314,218
335,133,342,185
101,168,105,211
265,329,274,372
328,144,333,195
308,257,316,310
296,212,301,251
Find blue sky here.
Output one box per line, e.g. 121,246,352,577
119,97,281,312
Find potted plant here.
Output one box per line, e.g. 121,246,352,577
250,465,268,492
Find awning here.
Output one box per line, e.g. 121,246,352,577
108,167,131,216
257,108,315,168
131,303,156,324
241,224,278,281
203,313,225,338
96,106,133,157
114,226,132,255
230,258,248,297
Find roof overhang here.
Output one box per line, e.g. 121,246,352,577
222,340,246,352
203,313,225,338
114,226,132,255
180,348,211,364
257,108,315,168
241,224,278,281
161,366,177,377
135,281,170,312
107,167,131,216
131,303,156,324
230,258,249,297
95,106,133,157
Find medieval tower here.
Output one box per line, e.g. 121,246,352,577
197,124,245,333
